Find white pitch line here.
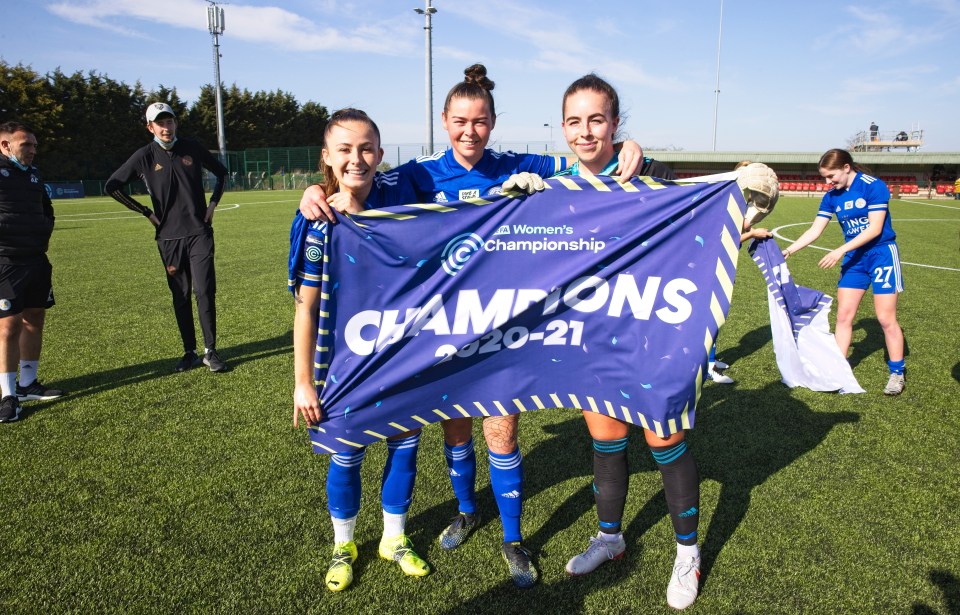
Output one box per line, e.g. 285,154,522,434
772,219,960,272
891,199,960,211
59,203,242,220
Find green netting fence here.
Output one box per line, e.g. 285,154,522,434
61,141,558,198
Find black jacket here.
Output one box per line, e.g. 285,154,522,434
0,157,54,263
106,138,227,240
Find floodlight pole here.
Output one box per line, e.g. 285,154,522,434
711,0,723,151
414,0,437,154
207,2,227,164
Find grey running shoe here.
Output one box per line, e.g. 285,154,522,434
565,532,626,576
16,380,65,401
883,373,905,396
439,512,479,550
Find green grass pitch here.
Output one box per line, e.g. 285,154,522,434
1,190,958,613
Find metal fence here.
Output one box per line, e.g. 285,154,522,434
63,141,560,197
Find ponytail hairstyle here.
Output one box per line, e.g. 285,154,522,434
561,73,625,141
319,108,381,196
819,148,870,174
443,63,496,118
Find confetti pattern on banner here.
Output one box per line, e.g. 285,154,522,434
302,175,746,453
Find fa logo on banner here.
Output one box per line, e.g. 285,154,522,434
494,225,511,236
442,233,484,276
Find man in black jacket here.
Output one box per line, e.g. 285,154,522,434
0,121,64,422
106,103,230,373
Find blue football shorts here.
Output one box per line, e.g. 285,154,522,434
838,242,903,295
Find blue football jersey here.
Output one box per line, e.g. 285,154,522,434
817,172,896,249
288,167,419,291
411,148,566,203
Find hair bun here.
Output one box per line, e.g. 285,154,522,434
463,63,494,91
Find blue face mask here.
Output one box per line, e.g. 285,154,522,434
154,136,177,150
6,154,29,171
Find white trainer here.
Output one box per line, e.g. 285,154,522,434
883,373,905,396
565,532,626,576
713,359,729,370
666,554,701,609
707,363,734,384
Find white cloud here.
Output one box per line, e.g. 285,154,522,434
439,0,683,90
47,0,417,55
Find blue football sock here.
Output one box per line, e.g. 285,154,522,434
888,359,905,375
327,449,366,519
489,447,524,543
444,438,477,514
381,432,421,515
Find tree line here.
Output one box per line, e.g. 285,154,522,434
0,60,329,181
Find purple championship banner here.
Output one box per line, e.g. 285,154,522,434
308,175,746,453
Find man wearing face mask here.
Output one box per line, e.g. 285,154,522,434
106,103,230,373
0,121,64,422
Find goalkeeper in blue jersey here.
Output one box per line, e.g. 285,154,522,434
298,63,646,589
782,148,906,395
503,73,703,610
291,109,429,593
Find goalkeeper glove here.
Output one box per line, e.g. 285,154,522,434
501,172,546,195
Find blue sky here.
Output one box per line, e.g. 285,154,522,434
4,0,959,152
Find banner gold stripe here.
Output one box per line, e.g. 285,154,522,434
364,429,387,439
354,209,416,221
555,177,582,191
473,401,491,417
726,194,745,231
531,395,546,409
388,421,407,431
568,394,583,410
720,226,739,267
335,437,363,448
715,258,734,302
433,408,451,421
512,398,527,412
493,400,509,416
405,202,457,213
637,177,667,190
453,404,470,417
638,412,650,430
549,393,562,407
710,293,726,328
412,415,430,426
582,175,611,192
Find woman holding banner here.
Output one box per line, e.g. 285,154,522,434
546,74,702,611
298,63,646,589
291,109,429,592
782,148,905,395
